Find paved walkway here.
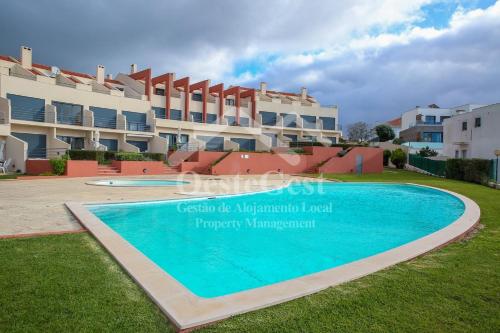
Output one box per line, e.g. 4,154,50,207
0,174,299,237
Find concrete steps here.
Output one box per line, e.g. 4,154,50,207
162,165,181,174
97,165,120,176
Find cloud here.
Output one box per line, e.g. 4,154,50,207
0,0,498,126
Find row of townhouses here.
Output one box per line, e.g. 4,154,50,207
384,103,500,160
0,46,341,173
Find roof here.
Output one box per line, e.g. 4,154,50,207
386,117,401,127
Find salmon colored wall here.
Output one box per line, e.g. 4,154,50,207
167,150,195,166
180,151,226,174
318,147,383,174
66,160,98,177
26,159,52,175
111,161,165,175
211,147,382,175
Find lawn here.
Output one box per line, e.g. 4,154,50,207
1,170,499,332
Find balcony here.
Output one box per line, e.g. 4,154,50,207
127,121,151,132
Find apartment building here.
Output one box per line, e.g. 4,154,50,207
443,103,500,159
0,46,340,172
398,104,484,154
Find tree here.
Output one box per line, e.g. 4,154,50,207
392,137,404,145
383,150,392,166
347,122,370,142
390,148,407,169
374,124,395,142
418,146,438,157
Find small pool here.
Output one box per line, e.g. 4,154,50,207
87,179,189,187
88,183,465,298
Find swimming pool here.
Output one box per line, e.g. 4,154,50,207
87,182,465,298
87,179,189,187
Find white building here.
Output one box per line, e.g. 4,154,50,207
443,103,500,159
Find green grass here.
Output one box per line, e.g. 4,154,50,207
1,170,499,332
0,174,17,179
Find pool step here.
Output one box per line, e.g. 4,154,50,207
97,165,120,175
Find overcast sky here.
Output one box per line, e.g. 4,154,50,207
1,0,499,126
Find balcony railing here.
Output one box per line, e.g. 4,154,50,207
127,121,151,132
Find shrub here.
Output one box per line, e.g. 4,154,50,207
142,153,166,161
383,150,392,166
68,150,107,164
418,146,438,157
114,152,145,161
392,138,404,145
446,158,491,185
49,157,67,175
374,124,395,142
390,148,407,169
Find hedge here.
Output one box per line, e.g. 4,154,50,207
445,158,491,185
68,150,166,163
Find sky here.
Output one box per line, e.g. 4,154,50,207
1,0,499,126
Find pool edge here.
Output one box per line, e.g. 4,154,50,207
65,183,481,331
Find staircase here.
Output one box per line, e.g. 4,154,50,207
162,164,181,174
97,165,120,176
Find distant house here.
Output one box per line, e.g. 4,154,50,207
399,104,485,154
443,103,500,159
385,117,401,138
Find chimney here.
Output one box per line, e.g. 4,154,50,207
301,87,308,99
130,64,137,74
260,82,267,94
106,74,113,80
20,46,32,69
96,65,105,84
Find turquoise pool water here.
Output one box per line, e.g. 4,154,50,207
88,183,465,298
89,179,189,187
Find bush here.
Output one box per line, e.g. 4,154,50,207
383,150,392,166
115,152,144,161
49,154,69,175
446,158,491,185
374,124,395,142
142,153,166,161
418,146,438,157
68,150,107,164
390,148,407,169
392,138,404,145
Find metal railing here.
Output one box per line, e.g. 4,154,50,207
127,121,151,132
11,110,45,122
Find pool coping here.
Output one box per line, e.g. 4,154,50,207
65,182,480,331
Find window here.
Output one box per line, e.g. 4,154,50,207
462,121,467,131
422,132,443,142
206,114,217,124
302,135,317,142
327,136,337,144
260,111,277,126
57,136,84,150
11,132,47,158
7,94,45,122
231,138,256,151
474,117,481,128
263,133,278,147
190,112,203,123
239,117,250,127
455,150,459,158
127,140,148,152
154,88,165,96
283,134,298,142
159,133,189,149
320,117,336,130
461,150,467,158
424,115,436,124
225,116,237,126
123,111,149,131
152,107,166,119
225,99,235,106
52,101,83,126
170,109,182,121
301,115,317,129
281,113,297,128
99,139,118,151
197,136,224,151
191,93,202,102
90,106,117,129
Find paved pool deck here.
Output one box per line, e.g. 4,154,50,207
0,174,302,237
